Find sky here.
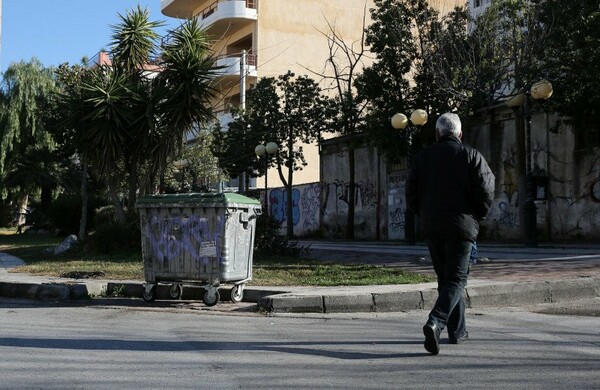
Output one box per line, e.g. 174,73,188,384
0,0,182,72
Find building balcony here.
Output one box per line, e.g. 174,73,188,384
161,0,200,19
162,0,257,32
215,51,257,83
197,0,257,37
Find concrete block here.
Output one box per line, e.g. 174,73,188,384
466,281,551,308
244,288,289,303
421,289,438,309
324,294,374,313
0,282,39,299
547,278,599,302
36,284,70,301
373,291,423,312
69,284,93,300
258,294,324,313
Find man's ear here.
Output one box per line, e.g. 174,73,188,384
435,129,440,140
459,131,463,140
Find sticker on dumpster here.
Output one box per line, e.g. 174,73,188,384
199,241,217,258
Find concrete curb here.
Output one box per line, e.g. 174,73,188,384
256,277,600,313
0,277,598,313
0,280,289,304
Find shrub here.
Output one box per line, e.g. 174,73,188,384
85,218,141,255
254,212,308,257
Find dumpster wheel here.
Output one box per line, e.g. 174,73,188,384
142,284,156,302
203,286,220,307
230,284,244,303
169,283,183,300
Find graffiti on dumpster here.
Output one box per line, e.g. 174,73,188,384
142,214,225,264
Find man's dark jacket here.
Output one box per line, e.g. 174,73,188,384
405,135,495,241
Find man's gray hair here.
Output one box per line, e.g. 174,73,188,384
436,113,461,138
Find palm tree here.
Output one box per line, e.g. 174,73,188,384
58,6,218,224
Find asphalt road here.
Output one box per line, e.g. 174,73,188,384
1,297,598,389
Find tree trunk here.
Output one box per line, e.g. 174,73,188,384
16,192,28,230
275,160,293,239
78,162,89,239
286,139,295,239
107,176,127,224
345,142,356,239
127,155,139,213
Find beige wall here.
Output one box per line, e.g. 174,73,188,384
256,0,371,76
254,0,374,188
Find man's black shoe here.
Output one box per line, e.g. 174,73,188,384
449,331,469,345
423,323,440,355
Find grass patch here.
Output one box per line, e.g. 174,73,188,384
252,263,433,286
0,232,143,280
0,232,434,286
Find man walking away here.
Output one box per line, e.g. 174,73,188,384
405,112,495,355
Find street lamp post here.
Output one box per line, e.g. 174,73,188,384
506,79,553,247
255,142,279,215
391,109,428,245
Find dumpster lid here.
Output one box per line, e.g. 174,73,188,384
135,192,261,207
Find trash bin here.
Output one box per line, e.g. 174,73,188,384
136,192,261,306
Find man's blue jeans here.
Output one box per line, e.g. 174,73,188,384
426,237,472,340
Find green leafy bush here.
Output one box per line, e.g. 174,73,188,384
254,212,308,256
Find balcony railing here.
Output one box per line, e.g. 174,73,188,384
215,51,257,78
216,51,256,66
198,0,257,20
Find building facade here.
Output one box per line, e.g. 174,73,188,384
161,0,377,189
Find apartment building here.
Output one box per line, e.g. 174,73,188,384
161,0,465,190
161,0,378,189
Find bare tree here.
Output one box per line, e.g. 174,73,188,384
310,5,371,239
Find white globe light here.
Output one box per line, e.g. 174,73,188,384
265,142,279,155
391,113,408,129
530,79,553,100
255,144,266,156
410,109,428,126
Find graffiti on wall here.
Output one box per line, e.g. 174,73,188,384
388,207,405,234
301,184,320,230
387,172,408,240
497,194,519,227
483,128,600,239
549,153,600,237
269,188,300,226
267,183,321,236
322,180,375,210
265,179,380,237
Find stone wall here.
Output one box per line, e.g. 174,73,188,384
468,109,600,241
264,110,600,241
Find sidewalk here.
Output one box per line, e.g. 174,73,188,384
1,243,599,313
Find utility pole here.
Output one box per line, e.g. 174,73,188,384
238,50,247,193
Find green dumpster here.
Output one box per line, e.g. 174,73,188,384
136,192,261,306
